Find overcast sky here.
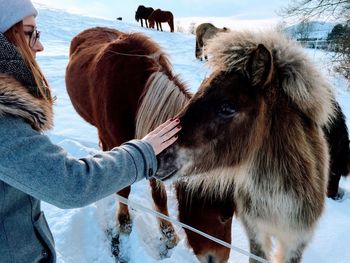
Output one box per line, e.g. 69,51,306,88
33,0,290,23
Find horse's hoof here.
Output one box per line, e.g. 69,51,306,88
161,226,179,249
332,188,346,201
110,234,120,258
118,214,132,234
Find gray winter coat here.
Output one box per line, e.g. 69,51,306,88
0,33,157,262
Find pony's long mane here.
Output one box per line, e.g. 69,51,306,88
135,72,191,138
206,30,336,127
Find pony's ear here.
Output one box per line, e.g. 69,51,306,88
247,44,273,88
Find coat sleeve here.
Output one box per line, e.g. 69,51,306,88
0,116,157,208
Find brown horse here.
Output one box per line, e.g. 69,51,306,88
157,30,336,263
65,27,190,250
148,9,174,32
65,26,235,263
195,23,229,60
135,5,154,28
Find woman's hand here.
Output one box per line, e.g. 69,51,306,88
142,118,181,155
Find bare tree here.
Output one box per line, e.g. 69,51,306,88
280,0,350,86
281,0,350,22
295,19,314,39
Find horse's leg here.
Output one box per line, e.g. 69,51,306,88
160,22,163,32
149,178,179,249
168,19,174,32
274,240,307,263
195,40,202,59
176,182,234,263
99,136,133,234
240,216,270,263
146,19,149,28
116,187,132,233
204,45,208,61
327,172,342,199
141,19,144,28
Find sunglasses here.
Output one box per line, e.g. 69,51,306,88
24,29,41,48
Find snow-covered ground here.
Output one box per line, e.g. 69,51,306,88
34,4,350,263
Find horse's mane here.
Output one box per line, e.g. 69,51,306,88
135,72,191,139
206,30,336,127
130,36,191,138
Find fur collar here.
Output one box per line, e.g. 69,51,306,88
0,74,53,131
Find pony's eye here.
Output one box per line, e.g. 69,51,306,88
218,103,236,118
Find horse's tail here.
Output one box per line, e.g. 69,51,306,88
169,13,174,32
135,72,190,138
347,140,350,175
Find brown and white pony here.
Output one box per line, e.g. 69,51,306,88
157,30,336,263
65,27,234,262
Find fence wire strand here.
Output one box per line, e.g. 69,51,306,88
116,194,270,263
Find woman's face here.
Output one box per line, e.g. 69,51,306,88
22,16,43,57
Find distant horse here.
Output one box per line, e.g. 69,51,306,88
324,102,349,199
135,5,154,28
148,9,174,32
116,17,122,21
157,30,336,263
195,23,228,60
65,27,235,263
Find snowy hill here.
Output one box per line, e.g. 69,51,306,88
33,4,350,263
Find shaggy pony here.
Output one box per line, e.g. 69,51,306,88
157,30,336,263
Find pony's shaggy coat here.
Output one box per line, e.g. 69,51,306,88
157,30,336,263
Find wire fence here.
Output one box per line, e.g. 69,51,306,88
116,194,270,263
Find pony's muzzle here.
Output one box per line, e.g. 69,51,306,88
155,146,180,181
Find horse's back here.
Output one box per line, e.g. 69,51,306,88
197,23,222,43
196,23,215,35
69,27,122,56
66,27,169,146
151,9,173,22
66,27,125,126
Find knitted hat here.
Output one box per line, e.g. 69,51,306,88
0,0,38,33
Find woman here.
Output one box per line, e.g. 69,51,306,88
0,0,181,262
